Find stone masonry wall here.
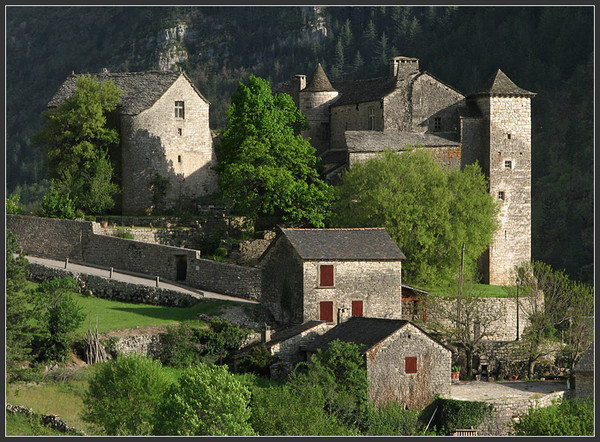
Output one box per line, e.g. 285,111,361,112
120,74,218,215
300,89,339,156
486,95,532,285
367,323,451,409
186,258,262,301
269,322,331,366
330,100,381,151
26,263,199,307
303,260,403,324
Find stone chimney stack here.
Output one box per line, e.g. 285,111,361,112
261,324,272,343
337,307,351,324
102,67,109,74
389,56,419,77
291,74,307,92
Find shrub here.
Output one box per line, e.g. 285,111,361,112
113,229,134,239
513,397,594,436
429,397,492,435
154,363,255,436
365,400,421,435
82,355,172,435
237,344,275,377
158,323,204,368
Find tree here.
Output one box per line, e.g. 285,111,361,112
154,363,255,436
34,74,122,217
6,192,24,214
6,231,33,375
33,277,86,362
82,355,173,435
215,74,334,227
424,281,503,377
330,148,498,287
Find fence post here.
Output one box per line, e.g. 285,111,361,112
109,267,113,278
64,258,69,269
156,276,160,287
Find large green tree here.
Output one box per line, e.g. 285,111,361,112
330,148,498,287
215,74,334,227
34,74,122,217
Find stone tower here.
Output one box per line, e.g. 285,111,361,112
298,63,339,156
468,70,536,285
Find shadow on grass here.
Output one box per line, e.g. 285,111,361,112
107,299,239,322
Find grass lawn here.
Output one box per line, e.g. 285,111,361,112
428,283,513,298
5,412,68,436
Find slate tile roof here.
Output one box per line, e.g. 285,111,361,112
330,75,399,106
345,131,460,152
303,317,452,354
573,344,594,372
304,63,337,92
279,228,406,261
47,71,208,115
471,69,536,97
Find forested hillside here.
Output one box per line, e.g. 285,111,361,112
5,6,593,284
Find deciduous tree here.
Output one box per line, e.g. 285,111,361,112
215,75,334,227
330,148,498,287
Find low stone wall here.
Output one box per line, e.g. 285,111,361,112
478,390,567,436
97,226,204,250
6,403,86,436
188,258,262,301
26,263,199,307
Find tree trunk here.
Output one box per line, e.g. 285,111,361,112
466,347,473,378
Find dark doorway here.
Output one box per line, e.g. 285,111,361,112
175,255,187,281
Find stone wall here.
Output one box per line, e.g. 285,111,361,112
186,258,262,301
26,263,199,307
302,260,403,324
120,74,218,215
6,403,86,436
367,322,451,409
330,100,381,151
269,322,331,366
300,89,339,156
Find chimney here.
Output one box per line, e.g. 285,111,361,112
337,307,351,324
102,67,109,74
291,74,307,91
261,324,272,343
389,56,419,77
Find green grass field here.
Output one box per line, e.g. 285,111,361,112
428,283,513,298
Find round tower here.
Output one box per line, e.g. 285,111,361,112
470,69,536,285
299,63,339,156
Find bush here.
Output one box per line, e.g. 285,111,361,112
429,397,492,435
237,344,276,377
365,400,421,435
158,323,204,368
154,363,255,436
513,398,594,436
113,229,134,239
82,355,172,435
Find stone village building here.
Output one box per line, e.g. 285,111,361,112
48,70,219,216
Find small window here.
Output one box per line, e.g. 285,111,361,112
178,128,182,136
405,356,417,374
352,300,363,317
498,191,505,201
368,107,375,130
507,133,512,139
504,160,512,169
319,265,334,287
175,101,185,119
178,155,182,163
319,301,334,323
434,117,441,131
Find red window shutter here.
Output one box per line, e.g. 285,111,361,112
320,301,334,322
405,356,417,374
352,300,363,317
320,265,334,287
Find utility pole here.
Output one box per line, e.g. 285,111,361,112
457,243,465,323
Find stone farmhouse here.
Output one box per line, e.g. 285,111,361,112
48,70,219,216
302,317,452,409
278,56,536,286
259,227,405,325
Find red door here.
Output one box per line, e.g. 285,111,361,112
320,301,333,322
352,300,363,317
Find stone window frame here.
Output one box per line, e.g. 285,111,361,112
175,100,185,119
405,356,417,374
318,264,335,288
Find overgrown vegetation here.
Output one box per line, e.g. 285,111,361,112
512,398,593,436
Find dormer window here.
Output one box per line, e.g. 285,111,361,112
434,117,441,131
175,101,185,119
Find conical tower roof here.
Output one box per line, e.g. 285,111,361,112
304,63,337,92
473,69,535,97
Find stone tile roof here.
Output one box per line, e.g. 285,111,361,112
47,71,208,115
304,63,337,92
280,228,406,261
573,344,594,372
345,131,460,152
303,317,453,354
471,69,536,97
330,75,399,106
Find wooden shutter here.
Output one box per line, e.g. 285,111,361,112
320,301,334,322
352,300,363,317
405,356,417,374
320,265,334,287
